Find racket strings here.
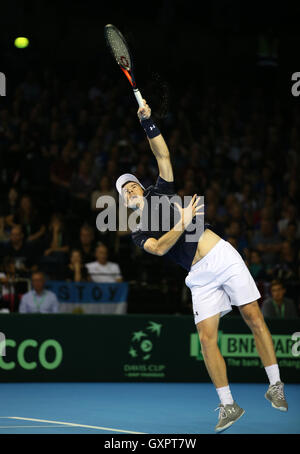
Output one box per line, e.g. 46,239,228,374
105,27,131,70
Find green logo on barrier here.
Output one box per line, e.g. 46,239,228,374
190,332,300,368
0,339,63,370
123,321,165,378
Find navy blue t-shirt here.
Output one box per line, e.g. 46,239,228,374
131,176,207,271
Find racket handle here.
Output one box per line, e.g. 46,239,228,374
133,88,144,108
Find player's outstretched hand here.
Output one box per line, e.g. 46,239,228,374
138,99,151,121
174,195,204,230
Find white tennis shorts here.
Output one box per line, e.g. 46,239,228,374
185,239,261,324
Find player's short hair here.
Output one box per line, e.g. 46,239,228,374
115,173,145,198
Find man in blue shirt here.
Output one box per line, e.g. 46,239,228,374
19,271,59,313
115,100,288,433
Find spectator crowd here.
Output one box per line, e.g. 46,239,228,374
0,68,299,316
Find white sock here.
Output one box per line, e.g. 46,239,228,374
265,364,281,385
216,385,234,405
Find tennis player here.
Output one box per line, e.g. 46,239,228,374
115,100,288,433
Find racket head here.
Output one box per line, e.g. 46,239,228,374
104,24,133,72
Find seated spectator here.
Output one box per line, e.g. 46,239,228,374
224,220,248,255
204,203,225,237
39,213,70,279
229,202,248,230
0,216,10,243
0,256,25,312
90,175,117,238
1,225,35,275
90,175,117,212
248,249,268,280
235,182,257,213
261,280,298,318
70,159,94,217
64,249,88,282
0,186,19,219
281,221,300,254
278,203,300,237
72,224,97,264
251,219,282,265
19,271,59,313
228,165,244,193
271,241,298,281
217,193,237,225
287,177,299,204
50,144,74,190
86,243,123,283
106,159,118,183
50,144,74,211
7,194,46,243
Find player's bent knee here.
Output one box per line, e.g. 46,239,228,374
198,331,218,349
196,315,219,348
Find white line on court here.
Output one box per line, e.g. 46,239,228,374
4,417,146,434
0,425,76,429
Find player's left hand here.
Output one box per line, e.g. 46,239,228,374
174,195,204,230
138,99,151,121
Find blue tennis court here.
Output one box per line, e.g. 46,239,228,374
0,382,299,434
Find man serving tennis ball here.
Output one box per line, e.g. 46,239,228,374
115,100,288,433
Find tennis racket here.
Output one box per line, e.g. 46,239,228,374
104,24,144,108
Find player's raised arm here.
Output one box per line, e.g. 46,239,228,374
138,100,174,182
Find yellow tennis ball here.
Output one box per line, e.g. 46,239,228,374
14,37,29,49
